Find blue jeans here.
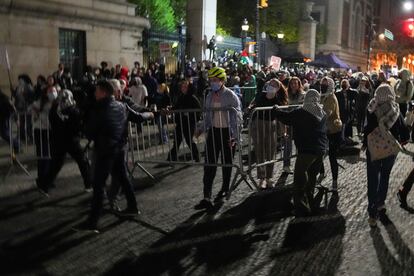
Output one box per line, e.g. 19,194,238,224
366,151,397,218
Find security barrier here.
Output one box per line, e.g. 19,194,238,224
245,105,300,187
126,107,254,198
3,111,51,180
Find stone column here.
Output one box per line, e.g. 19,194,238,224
186,0,217,61
297,2,317,60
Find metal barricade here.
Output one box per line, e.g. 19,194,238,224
126,107,253,198
4,110,51,181
227,86,257,108
245,105,301,187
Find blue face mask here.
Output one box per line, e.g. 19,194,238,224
211,82,222,92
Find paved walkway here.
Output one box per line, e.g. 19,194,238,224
1,142,414,276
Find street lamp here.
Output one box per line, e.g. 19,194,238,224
276,33,284,57
177,20,186,76
404,1,413,11
241,18,249,51
277,33,285,39
261,32,266,65
379,33,385,40
216,35,224,42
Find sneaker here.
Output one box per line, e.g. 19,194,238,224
397,190,408,209
72,221,99,234
283,166,293,174
214,190,229,203
194,199,214,210
116,208,141,217
378,210,392,225
368,217,377,228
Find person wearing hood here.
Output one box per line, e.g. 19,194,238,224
319,77,343,191
395,68,414,117
363,84,410,227
37,90,92,196
274,89,328,216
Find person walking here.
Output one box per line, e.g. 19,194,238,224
363,84,409,227
105,79,154,212
194,67,242,210
36,90,92,196
274,89,328,216
72,80,142,233
320,77,343,192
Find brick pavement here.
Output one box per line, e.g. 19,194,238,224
1,141,414,276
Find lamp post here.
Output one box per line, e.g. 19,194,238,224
261,32,266,65
241,18,249,51
177,20,187,76
276,33,284,57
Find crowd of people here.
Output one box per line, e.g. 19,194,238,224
1,56,414,231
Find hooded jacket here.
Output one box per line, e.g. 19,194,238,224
321,77,342,134
395,68,414,104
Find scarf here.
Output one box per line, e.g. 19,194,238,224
57,90,75,121
302,89,325,121
367,84,399,130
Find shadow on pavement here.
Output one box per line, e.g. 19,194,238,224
106,189,345,275
370,219,414,275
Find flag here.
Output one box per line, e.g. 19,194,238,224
0,46,10,70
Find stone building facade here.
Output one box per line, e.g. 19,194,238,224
310,0,374,70
0,0,149,93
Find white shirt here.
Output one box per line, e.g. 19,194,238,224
129,85,148,106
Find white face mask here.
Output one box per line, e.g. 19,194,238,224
264,84,278,99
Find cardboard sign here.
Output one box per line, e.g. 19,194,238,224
269,56,281,71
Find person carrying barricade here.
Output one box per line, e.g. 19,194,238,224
166,79,201,162
36,90,92,196
72,80,148,233
105,79,154,212
274,89,328,217
31,84,57,196
250,78,287,189
194,67,242,211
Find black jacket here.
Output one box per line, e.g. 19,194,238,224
85,97,128,156
274,108,328,155
49,104,83,145
335,89,358,123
